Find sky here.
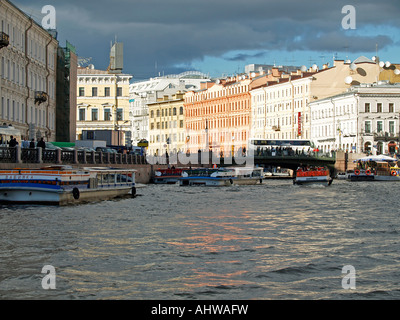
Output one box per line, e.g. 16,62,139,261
11,0,400,81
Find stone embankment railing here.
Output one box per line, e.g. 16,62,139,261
0,147,147,166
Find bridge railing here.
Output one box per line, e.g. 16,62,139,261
253,148,336,160
0,146,148,166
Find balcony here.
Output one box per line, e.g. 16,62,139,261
374,132,399,142
35,91,48,105
0,32,10,49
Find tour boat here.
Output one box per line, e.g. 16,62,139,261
294,167,333,186
179,168,236,186
0,166,136,206
153,168,185,184
229,167,264,185
350,155,400,181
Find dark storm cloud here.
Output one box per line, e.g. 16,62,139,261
225,52,268,62
12,0,400,78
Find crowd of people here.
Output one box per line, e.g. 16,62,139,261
4,136,46,149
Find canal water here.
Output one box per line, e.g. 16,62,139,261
1,179,400,300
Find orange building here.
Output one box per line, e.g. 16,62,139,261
184,70,282,155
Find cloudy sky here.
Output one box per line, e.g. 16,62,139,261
12,0,400,81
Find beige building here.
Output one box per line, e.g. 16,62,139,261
148,92,186,156
0,0,58,141
76,65,132,145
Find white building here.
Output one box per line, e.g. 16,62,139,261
0,0,58,141
310,82,400,155
129,71,209,145
251,71,314,141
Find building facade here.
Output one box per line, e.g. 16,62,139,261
147,92,186,156
310,82,400,155
129,71,209,146
76,65,132,145
184,76,253,155
250,57,386,143
0,0,58,142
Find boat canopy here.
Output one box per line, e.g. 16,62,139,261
353,155,397,163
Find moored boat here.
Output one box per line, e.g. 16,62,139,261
350,155,400,181
294,166,332,186
153,167,185,184
179,168,236,186
0,166,136,205
229,167,264,185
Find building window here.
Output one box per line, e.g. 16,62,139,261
180,107,184,115
116,108,123,121
180,120,184,128
389,103,394,113
104,108,111,121
117,87,123,96
91,109,98,121
104,87,110,97
389,121,395,134
364,121,371,134
150,110,154,118
377,103,382,113
173,107,177,116
365,103,370,113
79,109,85,121
79,87,85,97
377,121,383,133
92,87,98,97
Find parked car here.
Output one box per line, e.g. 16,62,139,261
96,147,117,154
45,142,61,150
77,147,96,153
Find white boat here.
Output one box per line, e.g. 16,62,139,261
336,170,353,180
229,167,264,185
294,167,333,186
179,168,236,186
0,166,136,205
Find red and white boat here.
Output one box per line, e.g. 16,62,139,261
294,167,332,186
153,168,186,184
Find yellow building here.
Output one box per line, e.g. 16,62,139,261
76,66,132,145
148,92,186,156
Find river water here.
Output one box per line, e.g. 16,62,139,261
1,179,400,300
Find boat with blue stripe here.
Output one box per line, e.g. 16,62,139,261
0,166,136,205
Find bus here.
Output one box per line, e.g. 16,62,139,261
0,125,21,147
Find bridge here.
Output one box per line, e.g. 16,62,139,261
1,147,336,176
220,152,336,175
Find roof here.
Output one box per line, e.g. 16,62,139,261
353,56,376,64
